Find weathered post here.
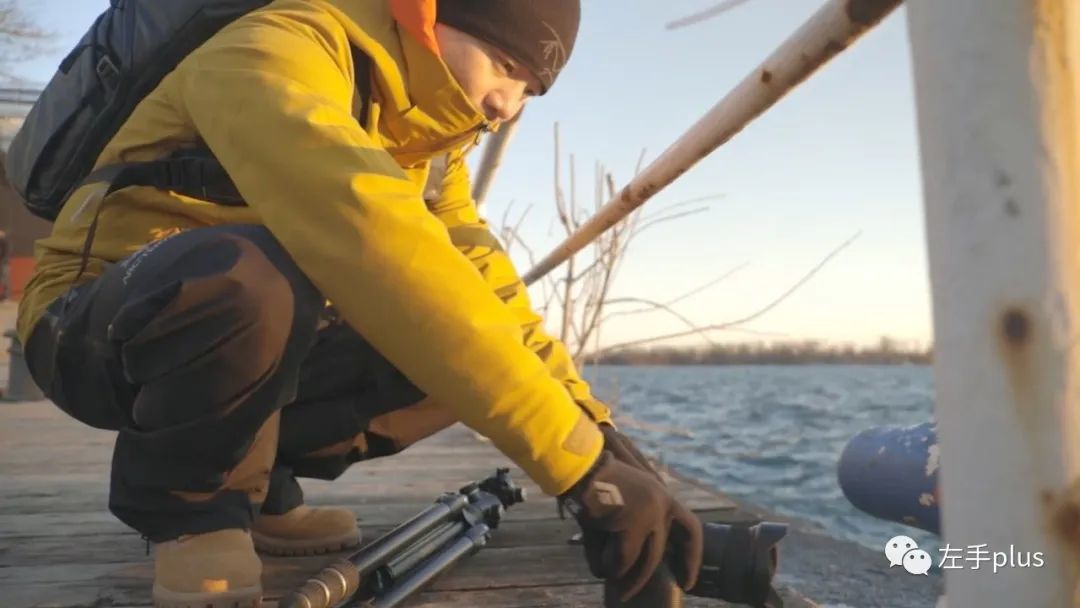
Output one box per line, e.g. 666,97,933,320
471,113,521,208
906,0,1080,604
523,0,902,286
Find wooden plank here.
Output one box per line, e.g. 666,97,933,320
0,476,728,517
0,520,573,568
0,462,720,495
0,545,820,608
0,508,738,569
0,545,590,603
6,581,820,608
0,399,764,608
409,583,821,608
0,496,731,540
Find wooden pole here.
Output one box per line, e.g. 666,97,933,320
522,0,901,285
906,0,1080,604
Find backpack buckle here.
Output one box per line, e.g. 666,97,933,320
95,55,121,90
157,158,189,193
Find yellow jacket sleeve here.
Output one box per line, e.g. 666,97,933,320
429,148,613,427
164,9,602,495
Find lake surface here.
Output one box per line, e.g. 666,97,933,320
582,365,939,554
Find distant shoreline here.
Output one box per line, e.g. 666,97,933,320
592,360,931,366
591,340,932,366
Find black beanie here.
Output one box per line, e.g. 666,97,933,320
436,0,581,94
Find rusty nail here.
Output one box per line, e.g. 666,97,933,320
1002,308,1030,346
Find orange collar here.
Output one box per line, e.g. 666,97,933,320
389,0,440,56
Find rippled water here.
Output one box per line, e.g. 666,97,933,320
583,365,939,553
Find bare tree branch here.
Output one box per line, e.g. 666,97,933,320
0,1,51,81
499,200,517,244
630,206,710,240
666,261,749,307
502,224,536,264
604,261,750,321
634,149,648,175
503,204,532,255
559,147,576,343
542,277,564,313
573,172,636,361
600,296,718,347
574,238,618,359
569,255,605,284
504,129,726,365
638,194,726,224
553,125,573,237
0,2,48,42
573,179,611,357
596,231,862,353
666,0,758,30
616,416,695,438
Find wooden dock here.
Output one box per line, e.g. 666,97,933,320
0,298,946,608
0,397,823,608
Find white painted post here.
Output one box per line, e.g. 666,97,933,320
906,0,1080,605
523,0,901,285
471,113,521,208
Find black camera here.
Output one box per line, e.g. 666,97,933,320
605,520,787,608
688,521,786,607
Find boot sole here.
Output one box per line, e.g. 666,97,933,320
251,529,361,557
152,583,262,608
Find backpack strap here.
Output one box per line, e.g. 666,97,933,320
64,49,376,298
354,48,373,129
76,47,375,207
81,148,247,206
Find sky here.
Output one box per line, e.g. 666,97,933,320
8,0,934,350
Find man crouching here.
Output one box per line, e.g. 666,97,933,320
17,1,703,606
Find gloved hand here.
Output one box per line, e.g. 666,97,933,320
577,423,667,581
561,449,704,601
598,423,661,480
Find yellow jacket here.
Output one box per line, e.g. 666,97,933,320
17,0,610,495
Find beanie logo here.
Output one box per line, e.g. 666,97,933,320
539,21,568,85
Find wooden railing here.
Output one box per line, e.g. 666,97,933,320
0,87,40,107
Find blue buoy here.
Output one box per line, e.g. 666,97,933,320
837,422,940,535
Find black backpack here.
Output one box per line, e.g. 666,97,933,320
5,0,370,221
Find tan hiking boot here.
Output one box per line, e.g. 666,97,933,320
152,528,263,608
252,505,361,556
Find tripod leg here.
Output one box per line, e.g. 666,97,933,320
371,524,492,608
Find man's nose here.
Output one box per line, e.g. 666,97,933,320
484,90,525,122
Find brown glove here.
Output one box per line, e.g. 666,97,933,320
561,450,704,601
578,423,668,594
598,423,661,480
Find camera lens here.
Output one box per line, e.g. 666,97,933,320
686,521,787,608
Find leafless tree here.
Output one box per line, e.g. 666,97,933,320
499,123,729,367
0,1,50,81
596,231,861,355
500,123,859,365
494,124,860,438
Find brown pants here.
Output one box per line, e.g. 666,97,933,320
25,224,456,541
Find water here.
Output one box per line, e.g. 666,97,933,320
583,364,939,554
